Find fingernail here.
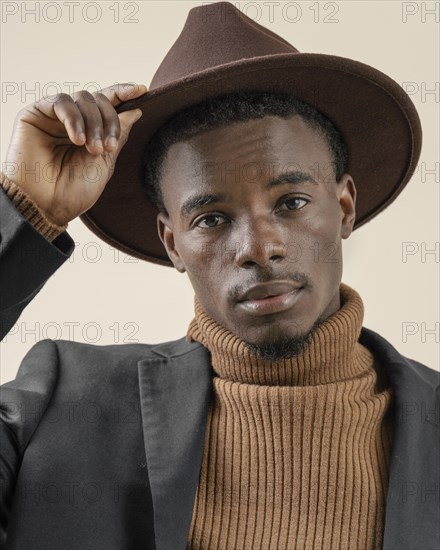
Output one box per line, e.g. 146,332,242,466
107,137,118,149
94,139,103,150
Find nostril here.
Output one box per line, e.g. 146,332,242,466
235,240,287,268
270,254,284,261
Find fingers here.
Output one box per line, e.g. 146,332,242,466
91,83,147,154
73,90,105,155
95,92,122,152
87,83,147,154
33,93,87,147
31,83,147,156
94,83,148,108
110,109,143,160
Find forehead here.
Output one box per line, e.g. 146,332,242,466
160,115,330,198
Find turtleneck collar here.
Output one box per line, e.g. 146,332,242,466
186,282,374,386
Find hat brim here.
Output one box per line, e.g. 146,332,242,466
79,52,422,267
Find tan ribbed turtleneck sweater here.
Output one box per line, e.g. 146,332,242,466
185,284,394,550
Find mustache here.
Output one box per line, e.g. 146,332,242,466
231,271,312,301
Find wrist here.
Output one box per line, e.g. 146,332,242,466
0,172,68,241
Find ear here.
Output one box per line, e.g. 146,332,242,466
337,174,357,239
157,212,186,273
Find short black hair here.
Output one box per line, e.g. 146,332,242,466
142,91,348,215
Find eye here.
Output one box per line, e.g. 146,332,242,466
278,196,309,211
194,214,228,229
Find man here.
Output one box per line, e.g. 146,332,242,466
0,2,438,549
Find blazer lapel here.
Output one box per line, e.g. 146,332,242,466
137,337,213,550
359,328,440,550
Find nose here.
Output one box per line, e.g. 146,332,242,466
234,215,288,268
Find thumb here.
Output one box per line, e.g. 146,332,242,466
111,108,143,160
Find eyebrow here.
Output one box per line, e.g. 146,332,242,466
180,170,318,218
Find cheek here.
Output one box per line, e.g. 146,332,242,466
292,210,343,271
179,227,229,267
177,233,223,289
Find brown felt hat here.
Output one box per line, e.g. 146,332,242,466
79,0,422,267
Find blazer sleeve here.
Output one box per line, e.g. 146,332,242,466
0,339,59,545
0,184,75,543
0,184,75,341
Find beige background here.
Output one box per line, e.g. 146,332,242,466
1,0,439,382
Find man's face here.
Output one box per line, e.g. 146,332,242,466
157,115,356,357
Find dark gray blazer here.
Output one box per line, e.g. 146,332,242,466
1,186,439,550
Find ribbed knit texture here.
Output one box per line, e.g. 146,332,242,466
185,283,394,550
0,172,67,241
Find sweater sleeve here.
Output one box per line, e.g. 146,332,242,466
0,172,68,242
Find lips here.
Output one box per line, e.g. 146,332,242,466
237,282,303,302
237,285,304,316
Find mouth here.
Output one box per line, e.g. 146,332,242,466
237,287,304,316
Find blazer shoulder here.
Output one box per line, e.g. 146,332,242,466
404,356,440,388
3,338,59,391
360,326,439,390
1,339,60,454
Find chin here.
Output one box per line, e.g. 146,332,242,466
242,313,327,361
243,332,310,361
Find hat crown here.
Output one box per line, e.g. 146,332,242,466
150,1,297,90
